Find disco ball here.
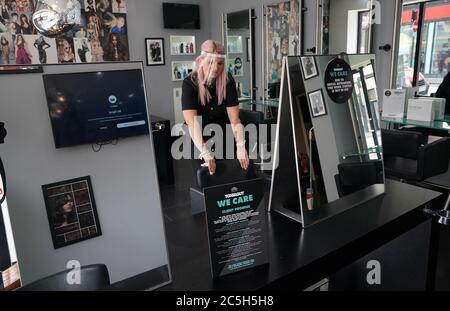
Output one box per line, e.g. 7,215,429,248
32,0,81,37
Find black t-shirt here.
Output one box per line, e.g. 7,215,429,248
436,72,450,115
182,73,239,129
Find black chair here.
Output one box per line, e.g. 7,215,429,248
382,129,450,181
190,160,256,215
334,161,384,198
18,264,110,291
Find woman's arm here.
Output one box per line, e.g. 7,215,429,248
227,105,249,170
183,109,216,174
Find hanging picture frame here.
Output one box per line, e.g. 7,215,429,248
42,176,102,249
145,37,165,66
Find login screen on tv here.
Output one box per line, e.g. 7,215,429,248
43,69,149,148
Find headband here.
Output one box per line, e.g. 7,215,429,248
201,51,226,59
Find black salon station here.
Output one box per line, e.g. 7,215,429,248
161,179,445,291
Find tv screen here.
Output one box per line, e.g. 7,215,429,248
43,69,150,148
163,3,200,29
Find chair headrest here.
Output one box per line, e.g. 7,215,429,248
381,129,424,159
197,160,256,189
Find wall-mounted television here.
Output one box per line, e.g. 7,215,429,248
43,69,150,148
163,3,200,29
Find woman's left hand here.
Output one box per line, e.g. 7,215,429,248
237,145,249,170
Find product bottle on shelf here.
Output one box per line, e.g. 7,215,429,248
189,42,194,54
180,42,184,54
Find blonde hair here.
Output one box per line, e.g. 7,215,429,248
192,40,228,106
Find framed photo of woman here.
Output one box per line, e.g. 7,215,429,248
145,37,165,66
42,176,102,249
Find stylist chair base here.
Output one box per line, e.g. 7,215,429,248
190,160,255,215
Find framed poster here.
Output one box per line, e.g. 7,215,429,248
227,57,243,77
42,176,102,249
300,56,318,80
145,37,165,66
308,89,327,118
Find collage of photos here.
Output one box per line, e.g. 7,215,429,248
266,0,300,84
42,176,102,249
0,0,129,65
227,57,243,77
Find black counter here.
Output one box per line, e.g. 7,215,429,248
160,179,444,290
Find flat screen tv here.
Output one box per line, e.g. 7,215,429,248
163,3,200,29
43,69,150,148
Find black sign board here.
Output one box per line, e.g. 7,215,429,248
324,58,354,104
203,178,268,277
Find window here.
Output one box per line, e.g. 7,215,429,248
395,0,450,95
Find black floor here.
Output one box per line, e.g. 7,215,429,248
159,160,450,291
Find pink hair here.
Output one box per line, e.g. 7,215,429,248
191,40,228,106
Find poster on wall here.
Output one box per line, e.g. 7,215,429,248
42,176,102,249
0,0,130,65
265,0,300,84
324,58,354,104
203,178,268,278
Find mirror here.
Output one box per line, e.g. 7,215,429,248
263,0,301,105
0,62,171,290
318,0,373,55
269,54,384,227
222,9,256,102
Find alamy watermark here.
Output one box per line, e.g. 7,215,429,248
66,260,81,285
170,117,279,170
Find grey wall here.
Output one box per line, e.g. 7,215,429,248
328,0,368,54
0,61,170,285
128,0,211,124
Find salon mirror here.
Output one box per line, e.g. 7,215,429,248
317,0,373,55
269,54,384,227
263,0,301,104
222,9,256,102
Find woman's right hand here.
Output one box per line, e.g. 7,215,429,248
205,158,216,175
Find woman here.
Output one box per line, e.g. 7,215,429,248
15,34,31,64
182,40,249,176
104,33,127,61
0,0,9,21
90,38,104,62
33,35,50,64
54,194,76,228
77,38,90,62
19,13,32,34
112,0,126,13
1,35,10,64
57,38,75,63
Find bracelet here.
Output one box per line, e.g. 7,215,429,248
236,140,246,148
199,145,213,161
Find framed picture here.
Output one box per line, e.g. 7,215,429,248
227,57,243,77
145,38,165,66
170,35,196,55
172,61,195,81
42,176,102,249
308,89,327,118
227,36,242,54
0,66,43,74
300,56,318,80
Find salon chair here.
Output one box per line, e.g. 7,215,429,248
18,264,110,291
382,129,450,182
190,160,256,215
334,161,384,198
